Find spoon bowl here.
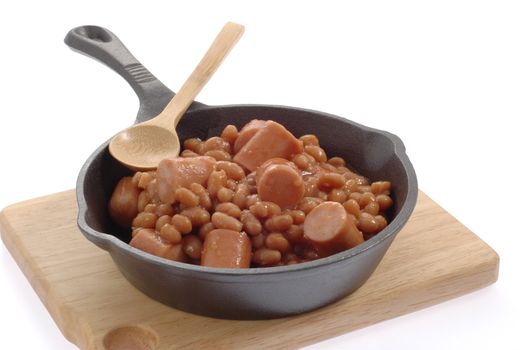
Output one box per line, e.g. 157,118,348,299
108,22,244,170
109,124,181,171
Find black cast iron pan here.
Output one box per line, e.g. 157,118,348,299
66,25,418,320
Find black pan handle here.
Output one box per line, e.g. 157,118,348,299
65,25,205,123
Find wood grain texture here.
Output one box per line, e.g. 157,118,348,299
0,190,499,350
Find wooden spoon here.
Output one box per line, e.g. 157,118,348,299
109,22,244,171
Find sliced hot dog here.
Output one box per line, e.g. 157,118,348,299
109,176,140,228
233,119,268,154
304,201,364,256
256,158,304,209
233,121,302,171
201,229,251,268
156,156,216,204
129,228,187,262
255,157,294,180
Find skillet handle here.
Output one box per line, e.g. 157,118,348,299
64,25,204,123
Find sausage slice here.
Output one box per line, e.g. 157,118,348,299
233,119,268,154
109,176,140,228
304,201,364,256
156,156,216,204
201,229,251,268
233,121,303,171
129,228,187,262
256,158,304,209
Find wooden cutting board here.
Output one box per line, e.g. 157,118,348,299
0,190,498,350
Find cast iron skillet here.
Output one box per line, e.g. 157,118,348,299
66,25,418,320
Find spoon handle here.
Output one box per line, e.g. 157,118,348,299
64,25,175,122
155,22,245,128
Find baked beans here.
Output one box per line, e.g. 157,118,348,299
109,119,394,268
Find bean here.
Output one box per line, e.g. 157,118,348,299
376,194,393,211
215,161,245,181
211,212,243,232
174,187,200,208
180,149,199,158
250,201,281,219
137,191,150,212
156,203,174,217
265,233,290,253
304,176,320,197
320,162,338,173
143,203,157,213
137,172,154,189
358,185,372,194
363,201,380,216
264,214,293,232
342,171,369,185
189,182,206,195
245,194,260,208
253,248,281,266
207,170,228,197
287,210,305,224
357,212,379,234
371,181,391,195
375,215,388,231
159,224,182,244
217,187,234,203
183,235,202,260
284,225,304,242
349,192,363,203
220,124,239,146
215,202,241,218
328,156,345,167
183,138,203,154
305,145,327,163
359,192,376,208
204,150,232,161
297,197,323,214
343,199,361,218
343,179,360,194
233,183,250,209
240,210,262,236
202,136,231,153
171,214,192,234
292,153,311,170
318,173,345,189
189,183,212,210
199,192,213,210
251,234,266,249
132,212,157,229
328,188,347,203
299,134,320,146
155,215,172,232
180,207,210,227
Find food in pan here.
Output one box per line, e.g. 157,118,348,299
109,119,394,268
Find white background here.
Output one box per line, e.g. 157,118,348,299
1,1,525,349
